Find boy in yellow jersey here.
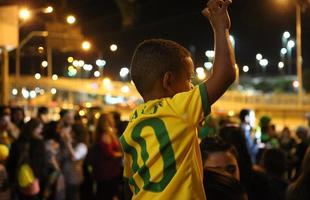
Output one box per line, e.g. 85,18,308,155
120,0,236,199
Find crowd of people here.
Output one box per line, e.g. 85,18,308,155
0,104,309,200
200,109,310,200
0,105,127,200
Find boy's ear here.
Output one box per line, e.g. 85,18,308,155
162,71,175,95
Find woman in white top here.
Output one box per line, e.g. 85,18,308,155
61,123,88,200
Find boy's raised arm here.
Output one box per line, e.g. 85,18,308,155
202,0,236,105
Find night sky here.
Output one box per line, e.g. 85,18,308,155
3,0,310,79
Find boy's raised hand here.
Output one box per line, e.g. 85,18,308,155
202,0,232,31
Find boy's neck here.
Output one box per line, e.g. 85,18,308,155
143,94,165,103
143,90,172,103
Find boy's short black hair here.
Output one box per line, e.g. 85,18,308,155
130,39,191,96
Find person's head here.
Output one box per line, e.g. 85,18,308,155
0,106,11,131
282,126,290,136
239,109,255,127
111,111,121,123
59,109,75,127
259,115,271,134
219,124,253,178
11,107,25,126
296,126,308,141
95,113,116,140
19,118,43,141
261,148,286,178
130,39,193,100
203,137,240,180
37,106,49,124
239,109,250,124
71,123,87,145
203,168,248,200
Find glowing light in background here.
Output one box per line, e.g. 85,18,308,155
35,73,41,80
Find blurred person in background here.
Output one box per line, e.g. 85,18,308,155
0,106,19,147
7,118,48,200
279,127,296,180
286,147,310,200
293,126,309,179
268,124,280,149
0,144,10,200
37,107,50,125
11,107,25,130
239,109,258,163
261,148,288,200
61,123,88,200
42,109,76,200
219,124,274,200
111,112,128,137
91,113,122,200
202,136,240,180
259,116,271,145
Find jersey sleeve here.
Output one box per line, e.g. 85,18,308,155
170,84,210,125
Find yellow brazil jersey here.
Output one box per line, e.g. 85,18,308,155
120,84,210,200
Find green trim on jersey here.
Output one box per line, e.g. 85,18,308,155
199,84,210,116
120,136,140,194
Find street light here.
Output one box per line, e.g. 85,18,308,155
94,71,101,78
110,44,118,52
256,53,263,61
287,39,295,74
52,74,58,80
242,65,249,73
44,6,53,14
280,48,287,55
205,50,215,59
19,8,31,20
83,64,93,71
287,40,295,48
120,67,130,78
82,41,91,51
255,53,263,75
66,15,76,24
204,62,213,70
67,57,74,63
259,59,268,67
283,31,290,39
96,59,106,68
35,73,41,80
41,60,48,68
278,61,285,69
